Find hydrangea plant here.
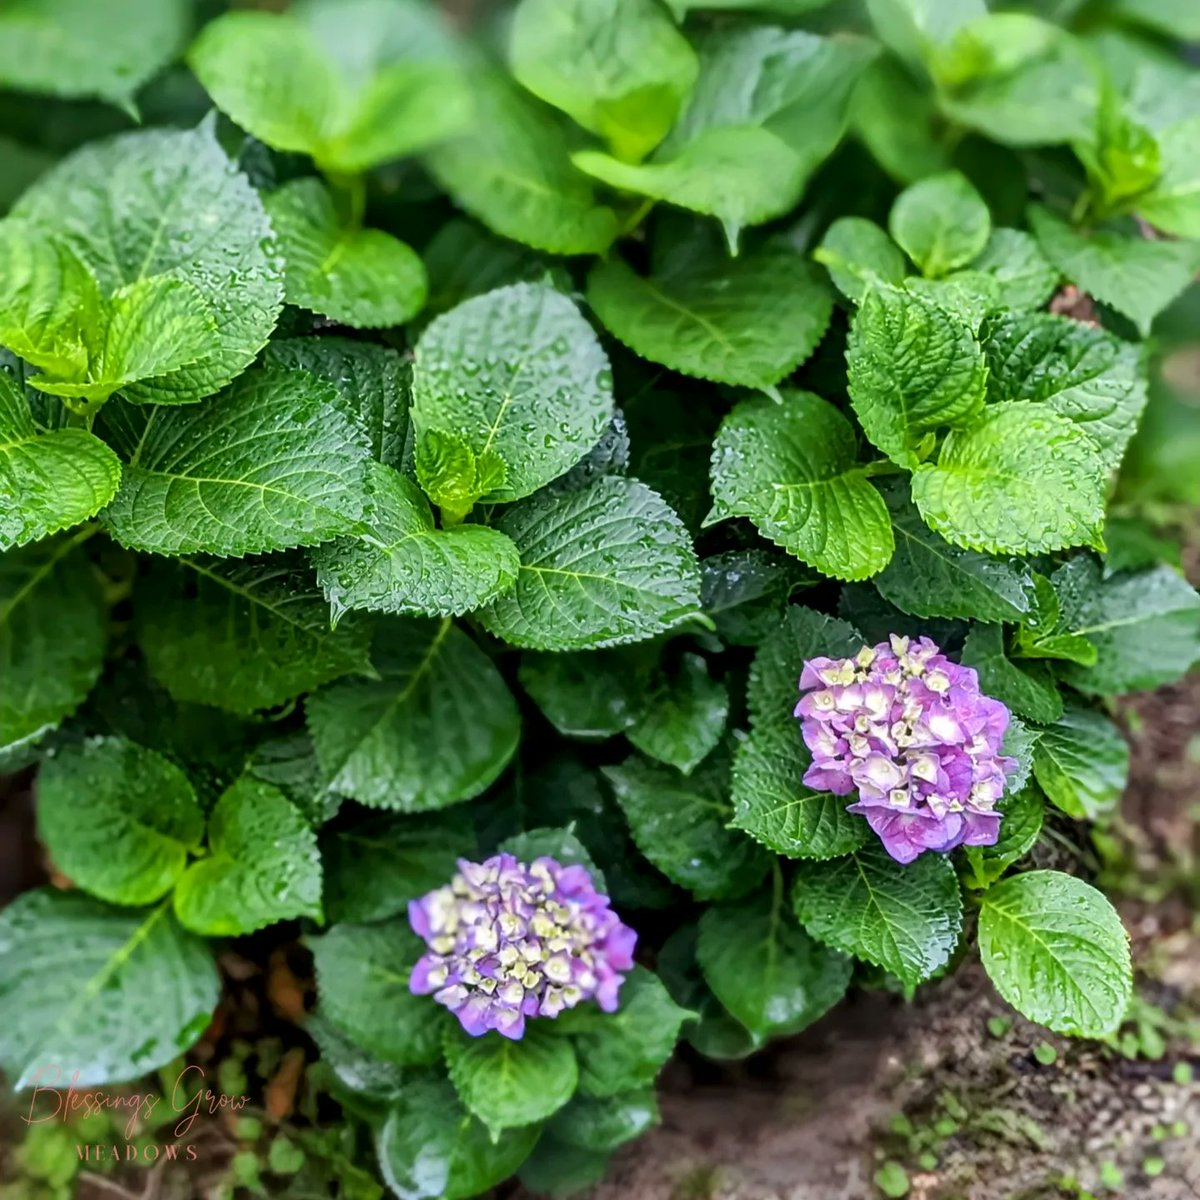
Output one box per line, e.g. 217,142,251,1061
0,0,1198,1197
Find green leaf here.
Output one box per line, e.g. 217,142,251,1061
499,827,604,884
415,429,508,521
312,464,519,620
548,1089,659,1153
710,391,895,581
479,477,703,651
378,1078,539,1200
0,534,106,748
518,1139,610,1198
889,171,991,278
445,1023,578,1135
1032,702,1129,821
563,967,692,1098
960,624,1063,725
1044,557,1200,694
792,845,963,989
36,738,203,907
1028,206,1200,337
265,179,426,329
189,3,471,175
247,731,340,827
1138,115,1200,240
929,14,1101,148
866,0,985,65
99,366,372,557
628,653,727,775
980,309,1147,472
519,647,654,739
305,1012,407,1101
587,242,831,393
311,922,447,1066
0,890,219,1088
264,337,411,471
669,0,833,13
425,70,618,255
137,554,372,714
701,549,812,647
174,778,323,936
14,123,284,405
970,228,1059,312
412,283,613,503
978,870,1132,1037
0,0,188,109
1110,0,1200,39
605,749,770,901
307,619,520,811
911,403,1106,555
697,887,852,1042
847,289,987,469
322,810,474,926
813,216,908,303
574,27,874,247
962,784,1045,889
1002,714,1037,796
873,481,1039,625
510,0,697,163
0,372,120,550
732,725,870,861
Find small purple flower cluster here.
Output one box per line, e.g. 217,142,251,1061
408,854,636,1040
796,635,1016,864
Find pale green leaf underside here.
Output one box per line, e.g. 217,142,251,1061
710,391,894,581
979,870,1132,1037
0,890,219,1089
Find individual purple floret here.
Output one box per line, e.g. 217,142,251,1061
795,635,1017,865
408,854,637,1040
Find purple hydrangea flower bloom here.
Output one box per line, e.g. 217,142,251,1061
408,853,637,1040
795,635,1017,865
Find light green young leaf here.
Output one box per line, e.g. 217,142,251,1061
0,372,120,550
136,554,373,714
1138,115,1200,239
562,967,692,1097
866,0,985,65
189,2,472,175
14,123,284,405
911,402,1106,555
549,1089,659,1153
312,463,520,619
312,922,448,1066
414,428,507,521
814,217,908,303
668,0,833,13
1032,702,1128,821
0,890,219,1089
445,1024,578,1135
99,366,372,557
0,0,189,109
426,70,618,256
412,283,613,503
962,784,1045,890
697,887,852,1042
0,534,106,748
307,619,520,811
265,179,426,329
793,846,963,989
588,242,832,393
888,171,991,278
960,623,1063,725
480,477,703,651
36,738,204,907
1028,206,1200,337
981,309,1147,472
930,14,1102,147
174,778,323,936
710,391,894,581
1045,556,1200,694
847,288,987,469
628,653,728,775
574,27,875,247
510,0,697,163
605,749,770,901
970,228,1059,311
264,337,411,470
979,870,1131,1037
873,481,1039,625
378,1079,539,1200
